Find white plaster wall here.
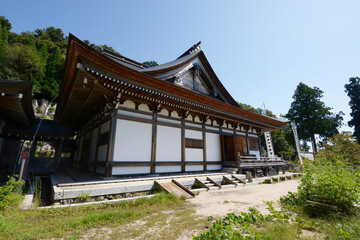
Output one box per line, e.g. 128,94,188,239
249,150,260,160
156,126,181,162
206,133,221,162
186,165,203,172
138,104,152,113
185,122,202,129
97,145,108,162
222,129,234,134
156,166,181,173
117,109,152,120
122,100,136,109
158,108,168,116
186,114,193,121
157,117,181,125
171,111,180,118
235,131,246,136
89,128,98,162
193,116,202,123
185,129,202,139
113,119,152,162
185,148,203,162
100,121,110,134
205,126,219,132
207,165,222,171
112,166,151,175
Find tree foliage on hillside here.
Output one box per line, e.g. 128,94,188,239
286,82,343,152
0,17,67,100
345,77,360,142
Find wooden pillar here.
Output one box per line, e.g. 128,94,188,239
219,120,225,162
54,139,64,169
105,114,117,177
252,167,256,178
245,131,250,155
264,166,269,176
202,118,207,171
180,112,186,173
150,105,161,174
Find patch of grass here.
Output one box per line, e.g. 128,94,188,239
193,191,200,196
223,200,230,204
77,192,90,203
179,195,187,201
0,192,181,240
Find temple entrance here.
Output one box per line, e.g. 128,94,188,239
222,135,249,162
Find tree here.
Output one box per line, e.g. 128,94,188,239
142,61,158,68
238,102,296,160
317,132,360,167
345,77,360,142
286,82,343,153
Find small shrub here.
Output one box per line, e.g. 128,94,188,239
77,193,90,203
282,156,360,213
0,177,24,210
179,195,187,201
193,191,200,196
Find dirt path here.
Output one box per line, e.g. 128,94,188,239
79,179,300,240
189,179,300,217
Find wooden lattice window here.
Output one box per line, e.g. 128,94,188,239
185,138,203,149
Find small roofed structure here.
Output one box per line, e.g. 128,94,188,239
0,79,74,179
54,34,287,177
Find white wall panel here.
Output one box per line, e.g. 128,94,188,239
185,122,202,129
113,119,152,162
117,109,152,120
112,166,151,175
222,129,234,134
97,145,108,162
156,166,181,173
158,108,168,116
122,100,136,109
171,111,180,118
186,165,203,172
206,133,221,162
205,126,219,132
89,128,98,162
185,129,202,139
185,148,203,162
207,165,222,171
235,131,246,136
158,117,181,125
156,126,181,162
138,104,152,113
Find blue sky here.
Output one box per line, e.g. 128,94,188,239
2,0,359,132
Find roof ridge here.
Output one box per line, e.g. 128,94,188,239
177,41,202,59
101,49,146,69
